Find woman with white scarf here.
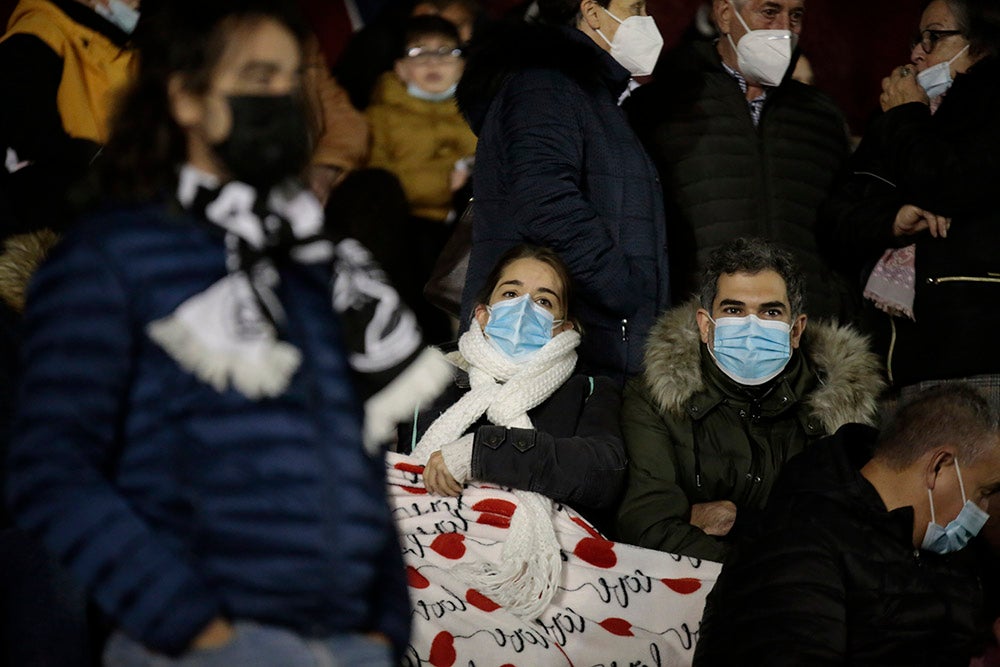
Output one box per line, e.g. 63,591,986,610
406,244,627,618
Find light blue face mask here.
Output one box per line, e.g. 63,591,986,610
406,82,458,102
94,0,140,35
708,314,792,386
483,293,560,361
917,44,969,100
921,458,990,554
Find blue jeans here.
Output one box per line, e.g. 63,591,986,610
103,622,393,667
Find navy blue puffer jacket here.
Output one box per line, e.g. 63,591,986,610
457,24,670,384
6,202,410,656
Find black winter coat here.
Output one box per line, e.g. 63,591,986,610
820,57,1000,387
456,24,670,384
400,371,626,536
694,424,984,667
628,40,853,321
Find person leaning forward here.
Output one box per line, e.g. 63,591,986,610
695,384,1000,666
616,237,884,562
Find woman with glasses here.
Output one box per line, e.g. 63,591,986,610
821,0,1000,407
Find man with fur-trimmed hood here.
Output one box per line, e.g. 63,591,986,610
617,237,884,562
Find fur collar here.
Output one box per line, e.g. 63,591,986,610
0,230,59,313
456,22,629,134
642,301,885,431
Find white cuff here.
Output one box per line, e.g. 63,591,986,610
439,433,474,484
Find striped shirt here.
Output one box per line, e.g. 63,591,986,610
722,62,770,127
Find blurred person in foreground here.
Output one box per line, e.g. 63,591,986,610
695,383,1000,666
3,1,453,664
821,0,1000,406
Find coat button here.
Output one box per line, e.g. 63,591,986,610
739,409,747,418
486,435,500,445
780,396,788,404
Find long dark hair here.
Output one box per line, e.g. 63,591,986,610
98,0,306,203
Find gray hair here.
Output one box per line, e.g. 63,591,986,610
698,237,806,317
941,0,1000,59
876,383,1000,469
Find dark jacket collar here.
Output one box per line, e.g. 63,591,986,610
456,21,630,134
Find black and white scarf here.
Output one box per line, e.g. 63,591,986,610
147,165,451,452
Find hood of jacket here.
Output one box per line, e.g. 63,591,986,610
642,301,885,432
455,22,630,135
0,230,59,313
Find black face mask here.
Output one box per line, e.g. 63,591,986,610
212,94,310,190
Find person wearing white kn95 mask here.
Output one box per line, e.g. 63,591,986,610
627,0,856,327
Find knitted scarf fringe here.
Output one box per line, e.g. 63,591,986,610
411,321,580,618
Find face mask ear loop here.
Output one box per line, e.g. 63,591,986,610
728,0,753,35
950,44,970,66
927,486,937,525
955,458,969,504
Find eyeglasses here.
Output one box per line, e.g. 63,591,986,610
404,46,463,62
912,29,963,54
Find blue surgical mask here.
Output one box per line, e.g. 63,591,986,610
406,82,458,102
483,294,560,361
708,314,792,386
94,0,140,35
917,44,969,99
922,458,990,554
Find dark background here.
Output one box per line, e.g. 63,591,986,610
0,0,924,134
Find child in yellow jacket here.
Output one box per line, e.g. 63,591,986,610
366,15,476,224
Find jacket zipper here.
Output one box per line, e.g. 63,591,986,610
925,274,1000,285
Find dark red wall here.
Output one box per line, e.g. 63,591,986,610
0,0,923,135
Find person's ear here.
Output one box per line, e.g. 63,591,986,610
713,0,732,35
790,314,807,349
925,449,955,490
394,58,409,81
474,304,490,330
695,308,713,345
168,74,202,129
555,319,575,335
579,0,603,31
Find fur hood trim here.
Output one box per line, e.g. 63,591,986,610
0,230,59,313
643,301,885,431
456,22,628,134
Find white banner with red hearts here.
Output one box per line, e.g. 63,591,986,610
387,452,721,667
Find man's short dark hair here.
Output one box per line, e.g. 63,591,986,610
698,237,806,316
877,384,1000,469
536,0,611,27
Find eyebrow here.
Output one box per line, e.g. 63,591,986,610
759,301,788,310
718,299,746,308
497,280,562,303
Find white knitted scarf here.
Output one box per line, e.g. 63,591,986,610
411,320,580,618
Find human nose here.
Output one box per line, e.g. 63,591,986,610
910,42,925,67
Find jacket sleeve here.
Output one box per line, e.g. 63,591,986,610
303,36,369,172
868,100,1000,217
491,73,648,318
470,376,627,509
616,380,728,562
817,150,904,276
696,521,847,666
6,237,222,655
